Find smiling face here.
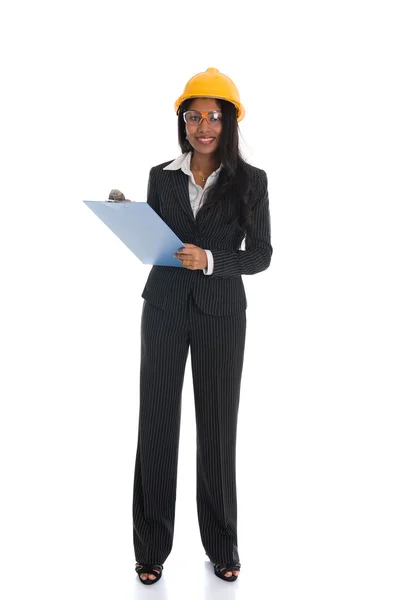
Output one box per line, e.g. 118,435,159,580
184,97,222,156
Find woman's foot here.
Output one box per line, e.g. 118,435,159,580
223,568,240,577
219,566,240,577
214,563,241,581
135,563,161,581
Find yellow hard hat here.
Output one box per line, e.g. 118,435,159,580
174,67,245,122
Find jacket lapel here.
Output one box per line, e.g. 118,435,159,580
170,169,195,223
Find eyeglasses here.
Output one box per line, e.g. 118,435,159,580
183,110,222,127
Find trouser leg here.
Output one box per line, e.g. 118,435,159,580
189,293,247,565
133,299,189,564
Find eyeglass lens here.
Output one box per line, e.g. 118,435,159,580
184,111,222,126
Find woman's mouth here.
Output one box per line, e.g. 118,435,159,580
196,137,215,145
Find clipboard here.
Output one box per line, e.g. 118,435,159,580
83,201,184,268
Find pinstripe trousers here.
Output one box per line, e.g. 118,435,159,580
132,288,246,566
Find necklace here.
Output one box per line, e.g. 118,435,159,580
191,160,213,184
192,169,207,183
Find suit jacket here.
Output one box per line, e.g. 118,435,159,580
141,160,273,315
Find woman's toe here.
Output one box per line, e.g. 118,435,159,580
224,568,240,577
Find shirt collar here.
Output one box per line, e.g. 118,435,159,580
163,151,223,177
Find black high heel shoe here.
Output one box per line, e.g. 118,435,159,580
135,563,163,585
214,563,241,582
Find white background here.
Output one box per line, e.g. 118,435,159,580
1,1,399,598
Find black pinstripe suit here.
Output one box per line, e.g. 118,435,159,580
132,160,273,567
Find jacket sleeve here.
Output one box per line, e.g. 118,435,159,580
208,169,273,278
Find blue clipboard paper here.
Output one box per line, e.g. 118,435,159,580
83,201,184,268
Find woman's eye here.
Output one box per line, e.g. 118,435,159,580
210,113,221,122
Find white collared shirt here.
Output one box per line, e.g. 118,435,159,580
163,152,222,275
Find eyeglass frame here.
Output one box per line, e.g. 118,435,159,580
182,109,223,127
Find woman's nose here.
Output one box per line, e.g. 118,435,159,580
197,118,212,133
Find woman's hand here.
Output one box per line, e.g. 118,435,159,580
174,244,208,270
108,189,133,202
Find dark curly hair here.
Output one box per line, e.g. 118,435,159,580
177,98,255,249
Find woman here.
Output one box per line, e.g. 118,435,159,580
132,67,273,584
